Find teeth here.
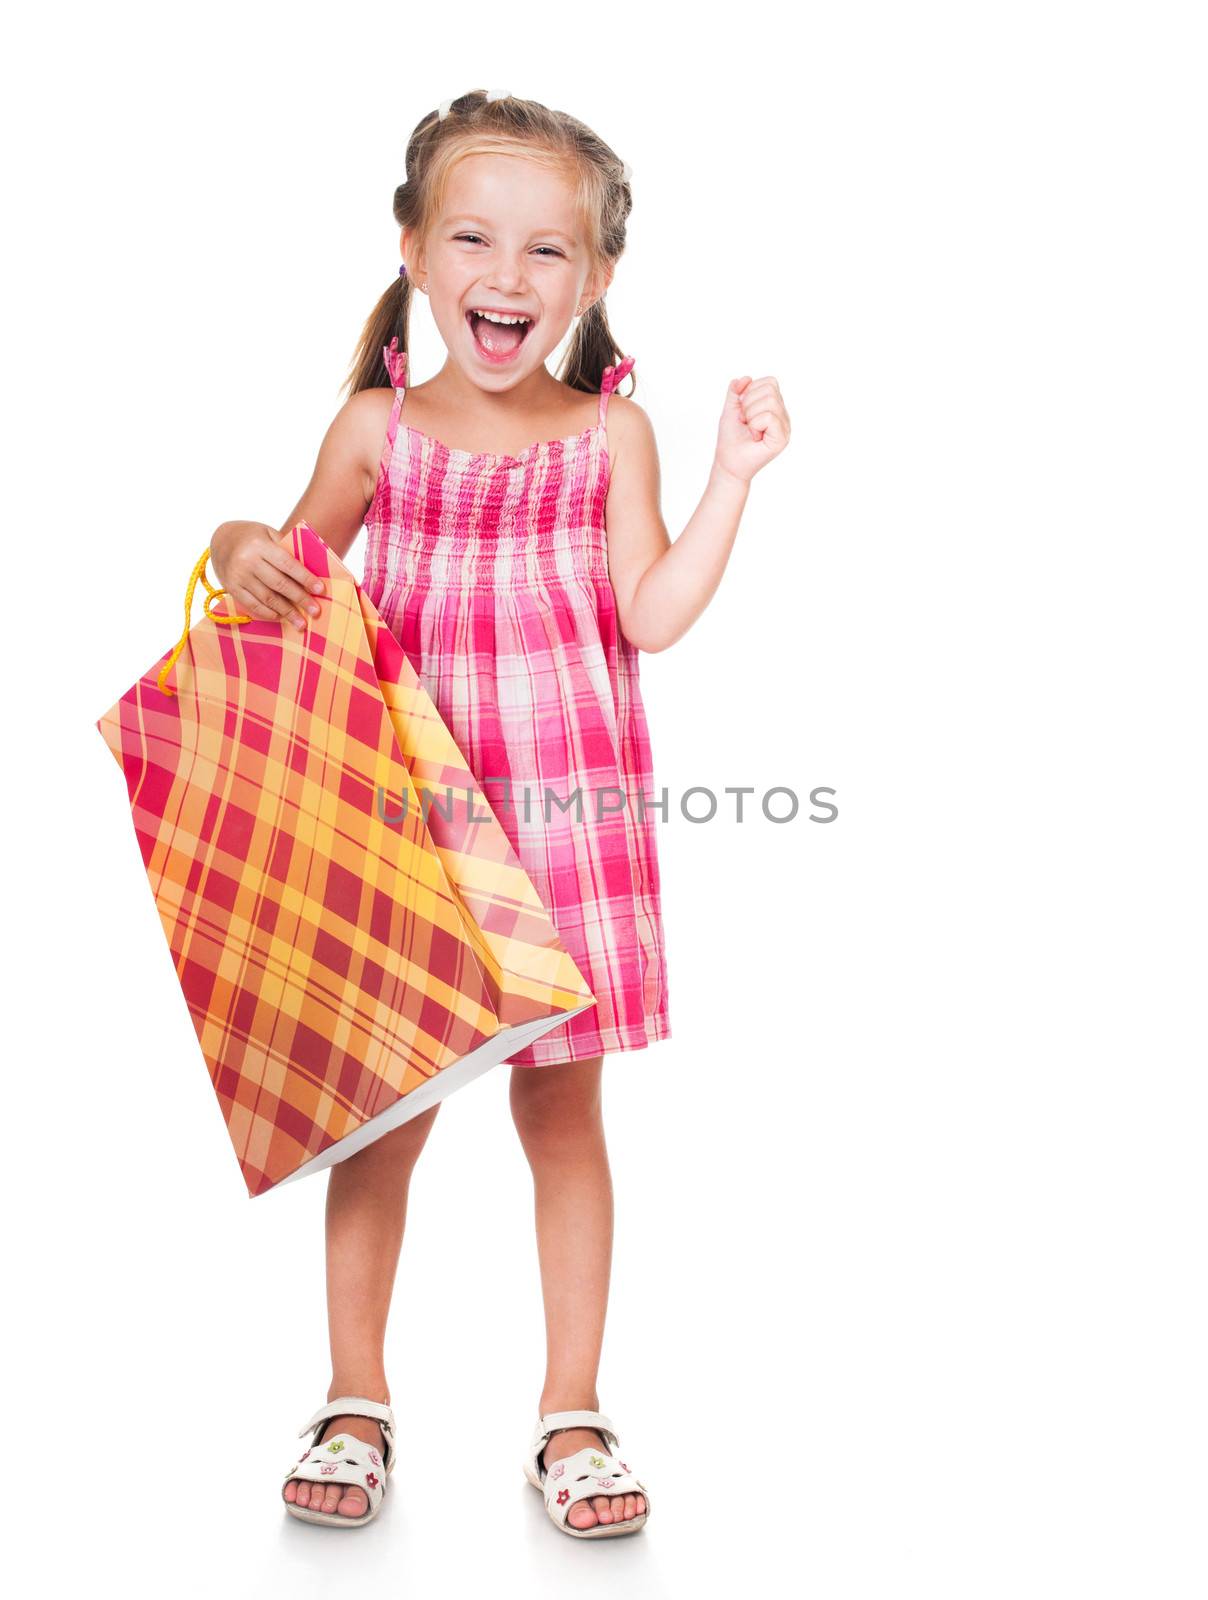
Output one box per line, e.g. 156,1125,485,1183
471,309,532,325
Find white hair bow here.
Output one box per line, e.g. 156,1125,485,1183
438,88,510,119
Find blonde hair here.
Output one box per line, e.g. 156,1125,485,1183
345,88,634,399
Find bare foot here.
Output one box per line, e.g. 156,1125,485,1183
283,1414,386,1519
540,1426,647,1531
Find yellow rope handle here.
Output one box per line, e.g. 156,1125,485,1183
158,546,254,696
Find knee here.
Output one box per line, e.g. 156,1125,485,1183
348,1103,441,1172
509,1060,604,1147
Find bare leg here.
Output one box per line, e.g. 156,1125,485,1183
284,1105,440,1517
510,1056,646,1531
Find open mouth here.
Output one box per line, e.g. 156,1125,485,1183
466,308,536,362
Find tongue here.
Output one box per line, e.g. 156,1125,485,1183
473,314,525,354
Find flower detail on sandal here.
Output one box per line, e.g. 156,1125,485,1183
619,1460,630,1472
588,1453,606,1469
366,1472,379,1490
557,1488,571,1505
368,1449,381,1467
595,1477,615,1488
550,1461,565,1479
326,1440,346,1453
320,1464,339,1475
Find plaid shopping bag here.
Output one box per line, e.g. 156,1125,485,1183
96,521,596,1197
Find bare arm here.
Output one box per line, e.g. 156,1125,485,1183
604,377,791,654
209,387,394,627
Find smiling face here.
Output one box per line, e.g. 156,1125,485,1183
404,152,612,387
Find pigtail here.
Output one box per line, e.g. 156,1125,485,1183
559,298,634,399
345,270,411,397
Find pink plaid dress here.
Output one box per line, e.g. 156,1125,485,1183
363,336,670,1067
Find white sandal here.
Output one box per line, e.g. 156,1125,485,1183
523,1408,652,1538
282,1395,397,1527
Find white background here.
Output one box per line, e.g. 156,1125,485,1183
5,3,1205,1596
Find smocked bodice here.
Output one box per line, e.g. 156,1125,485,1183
364,339,635,595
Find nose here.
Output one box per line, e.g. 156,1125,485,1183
484,252,528,294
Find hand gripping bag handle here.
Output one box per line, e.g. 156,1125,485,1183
158,545,252,697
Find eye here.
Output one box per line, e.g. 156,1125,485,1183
452,234,563,258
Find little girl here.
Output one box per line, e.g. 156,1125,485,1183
210,88,788,1538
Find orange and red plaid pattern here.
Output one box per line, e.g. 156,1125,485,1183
96,521,596,1196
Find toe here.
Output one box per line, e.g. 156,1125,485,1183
294,1480,311,1508
567,1498,598,1529
283,1478,297,1503
338,1487,368,1518
593,1494,614,1524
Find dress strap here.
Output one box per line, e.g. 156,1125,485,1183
383,335,409,393
380,336,409,461
598,355,635,427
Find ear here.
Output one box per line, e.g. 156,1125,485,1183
401,226,423,279
580,261,615,313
